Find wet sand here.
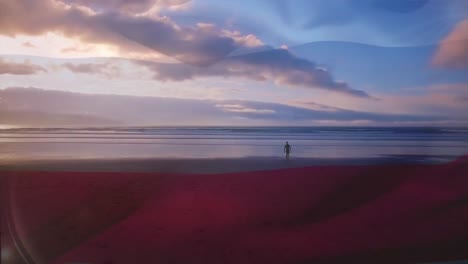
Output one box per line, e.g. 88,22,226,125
0,155,456,174
1,156,468,263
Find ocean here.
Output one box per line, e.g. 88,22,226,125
0,126,467,162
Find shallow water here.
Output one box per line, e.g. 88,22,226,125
0,126,467,161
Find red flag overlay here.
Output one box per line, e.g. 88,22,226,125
2,157,468,264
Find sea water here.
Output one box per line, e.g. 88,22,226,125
0,127,467,161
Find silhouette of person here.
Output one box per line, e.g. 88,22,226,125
284,141,291,160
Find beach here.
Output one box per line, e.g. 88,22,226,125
1,126,468,263
0,155,458,174
2,156,468,263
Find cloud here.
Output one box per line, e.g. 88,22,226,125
215,104,276,114
0,87,451,126
219,28,264,48
432,19,468,69
62,0,190,14
21,41,36,48
62,62,121,78
289,100,347,112
0,59,47,75
0,0,259,66
233,99,445,123
61,45,95,54
111,17,256,65
336,83,468,119
0,0,361,96
139,49,371,97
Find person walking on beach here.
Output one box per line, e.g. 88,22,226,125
284,141,291,160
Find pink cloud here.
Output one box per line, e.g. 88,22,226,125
0,0,257,66
138,49,370,98
0,0,366,98
0,59,46,75
432,19,468,69
21,41,36,48
62,62,121,78
62,0,189,14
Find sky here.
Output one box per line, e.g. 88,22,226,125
0,0,467,126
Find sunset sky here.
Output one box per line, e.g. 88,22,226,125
0,0,467,126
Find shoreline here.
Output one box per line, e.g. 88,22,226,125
0,155,460,174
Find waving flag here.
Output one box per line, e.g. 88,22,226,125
0,0,467,263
